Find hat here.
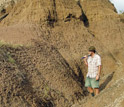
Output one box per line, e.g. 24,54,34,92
89,46,96,51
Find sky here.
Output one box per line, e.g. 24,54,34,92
110,0,124,13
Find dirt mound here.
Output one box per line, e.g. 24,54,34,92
0,43,81,107
0,0,124,107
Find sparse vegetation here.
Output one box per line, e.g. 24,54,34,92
0,40,23,48
7,53,15,63
119,10,124,14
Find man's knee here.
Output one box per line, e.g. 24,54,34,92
88,87,93,90
87,87,93,92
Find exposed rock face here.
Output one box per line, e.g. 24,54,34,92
0,0,124,107
0,0,84,25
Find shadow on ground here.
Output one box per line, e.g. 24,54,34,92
100,72,115,91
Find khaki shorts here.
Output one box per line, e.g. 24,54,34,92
85,77,99,88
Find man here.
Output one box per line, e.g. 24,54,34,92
83,46,102,97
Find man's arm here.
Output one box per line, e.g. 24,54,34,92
96,65,101,80
96,55,102,80
97,65,101,76
83,56,88,67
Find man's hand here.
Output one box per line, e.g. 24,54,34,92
96,74,100,80
83,55,88,66
84,55,88,58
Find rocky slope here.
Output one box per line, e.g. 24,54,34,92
0,0,124,107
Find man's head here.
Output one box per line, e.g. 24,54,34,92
88,46,96,55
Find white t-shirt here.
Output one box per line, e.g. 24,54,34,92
86,54,101,78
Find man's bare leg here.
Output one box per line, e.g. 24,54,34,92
88,87,94,93
87,87,95,97
94,88,99,95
